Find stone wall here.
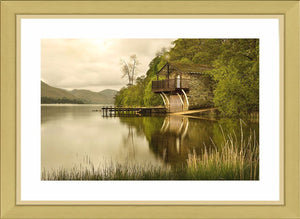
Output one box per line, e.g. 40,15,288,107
163,72,214,110
186,73,214,109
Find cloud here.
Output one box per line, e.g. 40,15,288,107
41,39,174,91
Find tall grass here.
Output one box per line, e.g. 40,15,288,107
42,162,173,180
42,121,259,180
187,121,259,180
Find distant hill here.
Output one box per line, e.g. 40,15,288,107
70,89,117,104
99,89,118,98
41,81,117,104
41,81,78,100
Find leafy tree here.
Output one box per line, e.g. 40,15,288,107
209,39,259,117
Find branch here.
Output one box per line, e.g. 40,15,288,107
121,60,131,84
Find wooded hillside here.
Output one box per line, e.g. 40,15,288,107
114,39,259,117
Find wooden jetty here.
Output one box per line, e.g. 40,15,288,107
101,106,166,117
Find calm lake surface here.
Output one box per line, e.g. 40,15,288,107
41,104,259,171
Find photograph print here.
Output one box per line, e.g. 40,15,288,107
41,38,259,180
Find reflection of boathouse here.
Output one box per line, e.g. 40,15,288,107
150,116,215,166
152,62,214,112
151,116,190,165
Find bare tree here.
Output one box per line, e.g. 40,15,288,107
120,55,139,85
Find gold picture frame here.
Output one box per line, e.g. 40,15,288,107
1,1,299,218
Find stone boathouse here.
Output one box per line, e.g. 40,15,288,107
152,62,214,113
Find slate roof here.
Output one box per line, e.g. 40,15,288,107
157,62,212,75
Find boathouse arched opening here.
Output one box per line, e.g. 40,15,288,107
152,62,214,113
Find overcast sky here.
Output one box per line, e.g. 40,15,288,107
41,39,175,91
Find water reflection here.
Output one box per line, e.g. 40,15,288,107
41,105,259,171
118,115,258,167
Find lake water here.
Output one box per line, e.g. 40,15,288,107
41,104,259,172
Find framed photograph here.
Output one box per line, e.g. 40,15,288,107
1,1,299,218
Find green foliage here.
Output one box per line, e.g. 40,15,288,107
143,76,163,107
115,76,148,107
169,39,223,65
209,39,259,117
169,38,259,117
115,39,259,117
114,55,164,107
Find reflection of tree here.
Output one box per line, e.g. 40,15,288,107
119,116,165,161
119,116,165,141
121,124,136,159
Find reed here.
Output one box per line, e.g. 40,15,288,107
186,121,259,180
42,162,173,180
